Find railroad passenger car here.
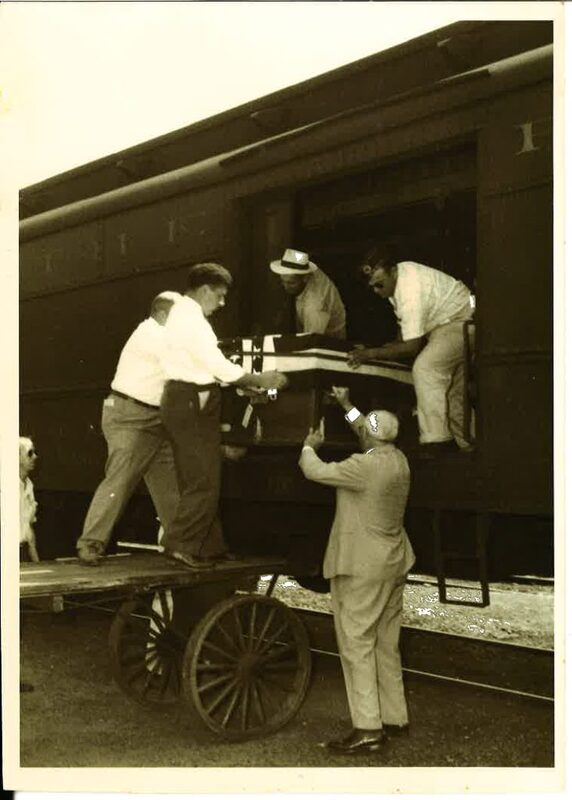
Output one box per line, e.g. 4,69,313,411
19,20,554,584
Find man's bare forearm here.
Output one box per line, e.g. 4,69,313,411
234,371,287,390
365,339,421,361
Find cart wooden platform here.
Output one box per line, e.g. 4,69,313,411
20,552,312,740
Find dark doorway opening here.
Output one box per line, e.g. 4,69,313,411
292,145,477,345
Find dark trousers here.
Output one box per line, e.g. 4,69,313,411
160,380,226,558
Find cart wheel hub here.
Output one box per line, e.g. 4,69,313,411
238,653,259,678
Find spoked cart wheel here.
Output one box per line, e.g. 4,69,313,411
109,590,187,707
181,594,311,740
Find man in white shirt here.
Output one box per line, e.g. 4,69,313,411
76,292,181,565
299,387,414,755
270,248,346,339
20,436,39,562
348,244,474,456
20,436,39,692
160,262,288,570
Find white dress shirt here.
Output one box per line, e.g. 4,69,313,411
389,261,472,341
296,268,346,339
161,295,245,385
111,318,168,406
20,477,37,545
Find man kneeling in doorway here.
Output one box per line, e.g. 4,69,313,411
349,244,474,457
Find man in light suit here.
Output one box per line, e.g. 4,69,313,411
299,387,415,755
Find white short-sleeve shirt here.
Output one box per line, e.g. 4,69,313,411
389,261,472,341
111,317,169,406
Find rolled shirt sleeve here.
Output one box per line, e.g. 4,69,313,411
193,321,246,383
162,296,246,384
391,261,473,340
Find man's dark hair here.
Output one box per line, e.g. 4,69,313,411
361,242,400,271
186,262,233,291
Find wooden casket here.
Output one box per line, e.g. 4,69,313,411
219,333,416,449
216,334,415,576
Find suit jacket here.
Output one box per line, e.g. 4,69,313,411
299,444,415,581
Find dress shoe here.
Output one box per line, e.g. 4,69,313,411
214,551,240,562
383,723,410,737
20,682,34,693
77,542,105,566
327,728,387,754
163,550,214,570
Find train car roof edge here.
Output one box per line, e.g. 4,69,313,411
19,20,553,217
18,21,496,192
19,43,553,243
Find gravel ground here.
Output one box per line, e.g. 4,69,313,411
262,575,554,650
20,608,553,770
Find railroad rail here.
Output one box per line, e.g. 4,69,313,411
21,557,554,705
297,609,554,701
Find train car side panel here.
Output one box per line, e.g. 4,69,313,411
476,80,552,515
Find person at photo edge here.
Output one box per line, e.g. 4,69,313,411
270,248,347,339
348,243,475,457
159,262,288,570
19,435,39,692
299,387,414,755
19,436,39,563
76,292,182,566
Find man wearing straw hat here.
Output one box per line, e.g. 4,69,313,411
270,248,346,339
299,387,414,755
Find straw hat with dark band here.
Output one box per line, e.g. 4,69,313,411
270,248,318,275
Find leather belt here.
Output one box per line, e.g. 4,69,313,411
167,380,218,390
110,390,160,410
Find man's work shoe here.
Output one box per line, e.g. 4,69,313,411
326,728,387,755
383,723,410,737
77,542,104,566
163,550,214,570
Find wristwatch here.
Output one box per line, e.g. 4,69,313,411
344,407,361,423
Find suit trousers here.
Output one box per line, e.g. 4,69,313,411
330,573,409,730
411,319,474,447
78,395,180,549
160,380,226,558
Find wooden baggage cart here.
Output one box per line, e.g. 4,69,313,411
20,553,311,741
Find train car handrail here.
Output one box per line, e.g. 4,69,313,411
463,320,477,447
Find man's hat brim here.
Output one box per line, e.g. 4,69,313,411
270,260,318,275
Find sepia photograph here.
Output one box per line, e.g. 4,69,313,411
1,1,565,794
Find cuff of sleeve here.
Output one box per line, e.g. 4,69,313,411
224,364,246,383
302,445,315,452
401,328,424,341
344,406,361,423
